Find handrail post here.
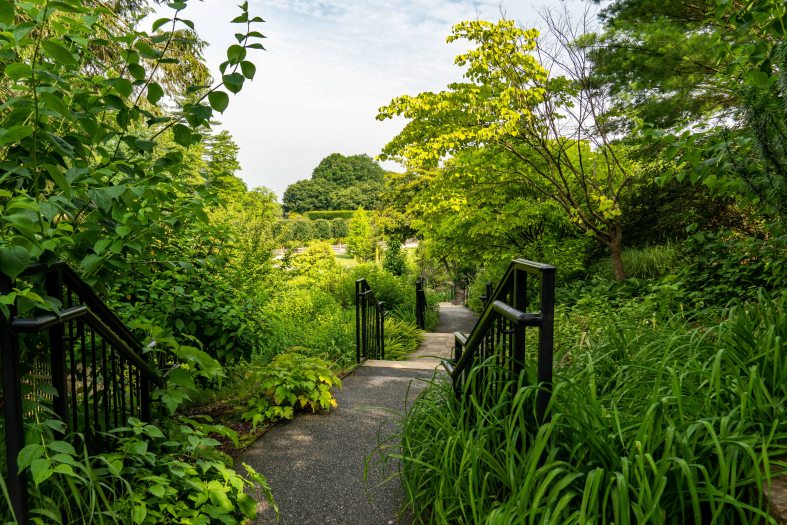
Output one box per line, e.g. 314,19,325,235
46,269,68,429
361,285,368,361
379,302,385,360
536,267,555,425
1,273,29,524
355,280,362,363
512,269,527,377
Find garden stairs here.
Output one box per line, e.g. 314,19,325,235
240,302,477,525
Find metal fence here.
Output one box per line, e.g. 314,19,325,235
415,277,427,330
355,279,386,362
446,259,555,424
1,262,164,524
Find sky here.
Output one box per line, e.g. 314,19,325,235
155,0,590,198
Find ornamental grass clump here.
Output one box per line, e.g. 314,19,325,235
392,293,787,524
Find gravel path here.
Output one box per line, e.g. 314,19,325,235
241,303,479,524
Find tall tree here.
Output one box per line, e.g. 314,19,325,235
282,153,386,212
379,18,639,280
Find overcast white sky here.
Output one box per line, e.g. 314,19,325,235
156,0,589,198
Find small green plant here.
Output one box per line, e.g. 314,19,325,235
243,353,341,429
382,317,424,360
3,415,277,524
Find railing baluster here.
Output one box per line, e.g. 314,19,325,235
91,329,99,447
102,339,110,447
46,270,68,428
119,355,126,423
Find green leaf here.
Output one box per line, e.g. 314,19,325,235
17,444,44,472
40,92,70,118
109,78,133,98
0,125,34,145
128,63,146,81
149,484,166,498
30,458,53,486
0,246,31,280
0,0,13,26
172,124,198,147
227,44,246,64
240,61,256,80
135,41,161,59
147,82,164,104
42,40,78,66
152,17,170,32
4,63,31,81
132,503,147,524
222,73,244,94
208,91,229,113
47,441,77,456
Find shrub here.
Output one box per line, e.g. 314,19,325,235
337,264,413,311
382,317,424,360
3,416,275,524
304,210,356,220
331,218,350,239
314,219,333,240
383,237,409,276
242,353,341,429
589,242,684,281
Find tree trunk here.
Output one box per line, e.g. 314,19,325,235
609,228,625,282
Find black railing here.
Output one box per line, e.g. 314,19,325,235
355,279,385,362
444,259,555,424
1,262,165,524
415,277,427,330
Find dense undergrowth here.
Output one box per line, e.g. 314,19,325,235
393,292,787,524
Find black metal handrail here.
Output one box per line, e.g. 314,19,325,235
1,261,165,524
355,279,386,362
415,277,427,330
447,259,555,424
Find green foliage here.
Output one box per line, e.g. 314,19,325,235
590,243,684,281
112,253,268,364
282,154,386,213
331,218,349,239
381,317,424,361
290,219,316,243
304,210,356,220
382,237,408,276
291,241,338,283
242,353,341,429
313,219,332,240
0,0,265,286
338,264,412,312
4,416,275,524
346,209,377,262
378,19,638,280
391,293,787,524
680,229,787,306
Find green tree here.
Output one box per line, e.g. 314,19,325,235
290,219,316,244
379,19,638,280
205,130,247,200
282,153,386,212
313,219,332,240
383,236,408,276
0,0,265,289
331,218,349,240
346,209,376,262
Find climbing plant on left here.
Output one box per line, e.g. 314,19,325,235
0,0,264,311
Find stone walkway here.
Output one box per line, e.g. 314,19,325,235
241,302,478,525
